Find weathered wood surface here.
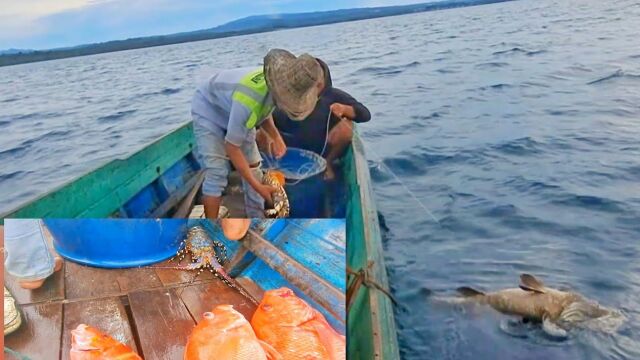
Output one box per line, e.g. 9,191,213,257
4,302,63,360
152,257,215,287
179,280,258,324
64,260,162,300
61,297,138,360
3,258,261,360
4,265,65,305
128,288,196,360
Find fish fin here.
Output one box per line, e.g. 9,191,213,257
542,315,568,339
519,274,546,293
309,319,345,360
258,340,283,360
456,286,485,297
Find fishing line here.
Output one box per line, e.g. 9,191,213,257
269,111,332,186
343,120,441,225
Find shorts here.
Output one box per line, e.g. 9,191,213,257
192,114,265,217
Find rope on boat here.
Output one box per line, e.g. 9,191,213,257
346,261,398,312
4,347,33,360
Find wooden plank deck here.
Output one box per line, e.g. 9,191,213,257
4,256,261,360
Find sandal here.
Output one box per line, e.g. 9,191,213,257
4,286,21,335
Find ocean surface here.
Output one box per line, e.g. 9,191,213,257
1,0,639,358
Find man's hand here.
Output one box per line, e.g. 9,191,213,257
271,135,287,159
255,183,278,206
330,103,356,120
256,129,273,155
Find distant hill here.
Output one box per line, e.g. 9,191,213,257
0,48,34,55
0,0,514,67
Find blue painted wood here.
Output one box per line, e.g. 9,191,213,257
269,219,346,292
241,259,345,334
218,219,288,278
185,219,346,334
120,153,200,218
122,183,163,218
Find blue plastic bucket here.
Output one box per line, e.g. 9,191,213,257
45,219,188,268
261,147,326,180
285,175,326,218
262,148,327,218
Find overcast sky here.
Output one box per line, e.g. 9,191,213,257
0,0,425,50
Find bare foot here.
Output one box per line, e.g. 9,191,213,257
323,164,336,181
19,257,63,289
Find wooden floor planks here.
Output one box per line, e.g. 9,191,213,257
4,263,65,305
178,280,258,324
64,261,163,300
4,243,264,359
152,258,214,287
128,288,196,360
61,297,139,360
4,302,63,360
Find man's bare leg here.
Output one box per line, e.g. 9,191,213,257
14,223,64,290
324,120,353,180
203,195,223,219
220,219,252,240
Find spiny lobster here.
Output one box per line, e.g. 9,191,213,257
263,170,290,218
169,226,259,305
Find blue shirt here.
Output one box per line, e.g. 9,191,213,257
191,67,273,146
272,59,371,155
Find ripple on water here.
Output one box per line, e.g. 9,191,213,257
587,69,640,85
474,62,510,69
97,110,137,122
352,61,421,76
549,194,627,214
490,137,546,156
492,47,548,56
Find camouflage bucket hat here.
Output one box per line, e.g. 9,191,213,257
264,49,322,120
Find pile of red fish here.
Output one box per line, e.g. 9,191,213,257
69,287,345,360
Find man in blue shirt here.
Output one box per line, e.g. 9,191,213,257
191,49,323,218
261,57,371,180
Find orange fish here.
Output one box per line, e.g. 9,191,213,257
269,170,286,186
70,324,142,360
184,304,281,360
251,288,346,360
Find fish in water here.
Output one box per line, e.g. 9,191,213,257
184,304,281,360
69,324,142,360
453,274,625,337
251,287,346,360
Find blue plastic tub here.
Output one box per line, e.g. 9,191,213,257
45,219,188,268
262,147,327,218
261,147,326,180
285,175,326,218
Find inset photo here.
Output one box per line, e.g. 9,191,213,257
3,218,345,359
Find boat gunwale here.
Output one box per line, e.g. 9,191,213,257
0,121,194,222
347,130,400,359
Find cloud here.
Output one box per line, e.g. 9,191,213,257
1,0,96,18
0,0,421,50
358,0,433,7
0,0,117,47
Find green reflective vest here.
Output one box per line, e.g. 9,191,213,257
232,68,274,129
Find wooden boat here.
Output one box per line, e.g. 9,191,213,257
4,218,345,359
0,121,400,359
